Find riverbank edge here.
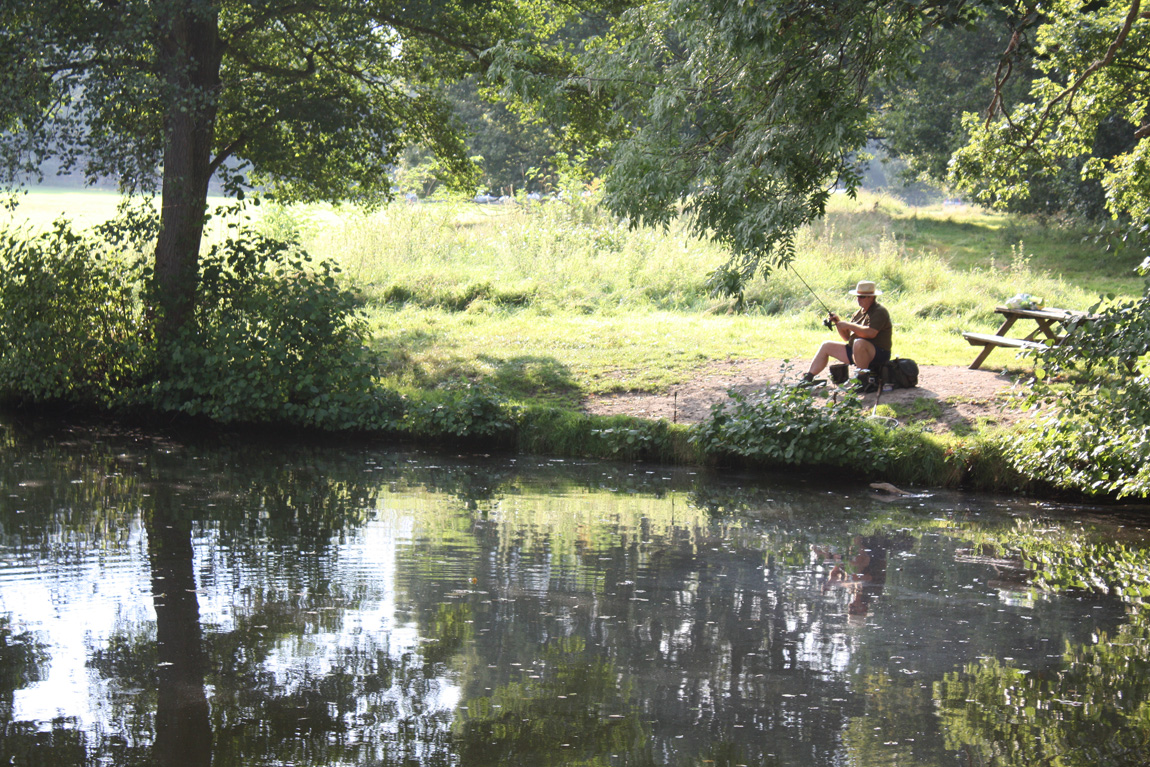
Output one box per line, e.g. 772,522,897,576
4,400,1054,500
512,405,1045,496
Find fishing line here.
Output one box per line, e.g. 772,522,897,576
790,266,835,326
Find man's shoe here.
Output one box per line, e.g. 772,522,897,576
796,373,826,388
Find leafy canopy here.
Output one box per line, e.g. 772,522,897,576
0,0,533,200
952,0,1150,233
515,0,993,293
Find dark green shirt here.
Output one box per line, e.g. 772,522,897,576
851,301,892,351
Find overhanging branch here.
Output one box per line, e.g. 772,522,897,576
998,0,1143,155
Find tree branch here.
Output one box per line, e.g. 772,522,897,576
986,6,1040,126
1006,0,1142,153
376,15,485,60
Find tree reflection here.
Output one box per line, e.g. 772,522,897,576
936,611,1150,766
0,616,53,765
455,638,655,767
4,419,1150,766
0,424,451,766
146,497,211,767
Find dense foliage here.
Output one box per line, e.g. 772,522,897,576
143,230,404,429
1002,261,1150,497
0,212,519,439
492,0,1000,296
0,0,561,337
690,383,887,471
953,0,1150,238
1,0,1147,498
879,11,1124,222
0,219,151,405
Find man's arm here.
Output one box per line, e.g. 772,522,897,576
838,320,878,339
829,313,853,341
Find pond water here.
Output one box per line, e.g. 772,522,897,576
1,420,1149,766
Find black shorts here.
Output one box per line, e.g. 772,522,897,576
846,342,890,371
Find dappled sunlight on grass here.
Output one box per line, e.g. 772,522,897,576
822,191,1143,296
338,193,1128,405
5,189,1142,411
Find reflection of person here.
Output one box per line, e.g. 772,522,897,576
800,280,892,389
813,535,893,617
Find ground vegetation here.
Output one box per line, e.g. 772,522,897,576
7,189,1141,498
0,0,602,339
3,0,1150,499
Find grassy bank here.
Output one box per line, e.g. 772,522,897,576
291,191,1137,401
291,190,1138,496
5,188,1144,495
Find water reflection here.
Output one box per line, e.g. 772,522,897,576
0,419,1147,766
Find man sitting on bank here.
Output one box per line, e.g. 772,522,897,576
800,280,892,388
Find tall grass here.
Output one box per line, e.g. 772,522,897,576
273,191,1121,400
301,197,728,313
7,187,1139,401
299,191,1119,319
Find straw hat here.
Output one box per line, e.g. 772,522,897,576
848,280,882,297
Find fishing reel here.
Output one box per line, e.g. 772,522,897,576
823,314,836,329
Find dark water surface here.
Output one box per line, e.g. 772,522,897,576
1,421,1149,766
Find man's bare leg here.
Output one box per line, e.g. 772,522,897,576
804,341,850,380
852,339,876,371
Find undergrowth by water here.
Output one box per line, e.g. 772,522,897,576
2,189,1143,497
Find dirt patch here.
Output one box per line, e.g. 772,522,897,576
583,359,1032,433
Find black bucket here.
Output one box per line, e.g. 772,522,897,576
829,364,849,385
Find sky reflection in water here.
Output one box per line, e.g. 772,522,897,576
0,423,1147,766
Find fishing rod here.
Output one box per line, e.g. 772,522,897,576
790,266,837,328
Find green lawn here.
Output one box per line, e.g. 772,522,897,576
6,187,1142,407
2,187,234,236
3,188,129,231
821,196,1144,297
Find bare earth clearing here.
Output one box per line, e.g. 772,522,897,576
584,359,1032,434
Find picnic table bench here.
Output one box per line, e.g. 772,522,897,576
963,306,1091,370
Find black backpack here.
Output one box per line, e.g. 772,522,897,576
883,358,919,389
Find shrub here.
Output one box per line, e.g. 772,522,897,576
689,384,887,470
0,219,151,405
1004,259,1150,498
144,230,401,430
1001,415,1150,498
592,418,679,461
400,384,520,440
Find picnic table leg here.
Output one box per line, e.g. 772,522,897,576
968,315,1020,370
1021,318,1059,342
994,316,1019,336
969,345,995,370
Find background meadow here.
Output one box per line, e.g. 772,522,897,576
7,187,1142,410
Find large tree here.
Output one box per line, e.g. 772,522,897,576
878,11,1135,222
0,0,539,337
514,0,1005,293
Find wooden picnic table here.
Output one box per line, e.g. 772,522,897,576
962,306,1091,370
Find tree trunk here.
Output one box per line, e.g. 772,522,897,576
147,506,212,767
153,0,223,342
